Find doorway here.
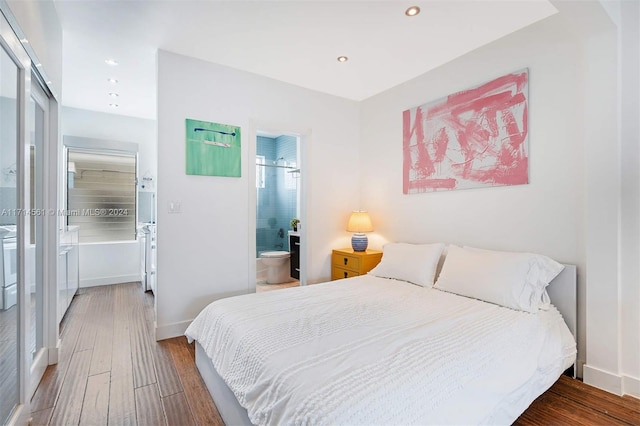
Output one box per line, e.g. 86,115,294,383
250,128,308,293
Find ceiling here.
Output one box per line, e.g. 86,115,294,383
53,1,557,120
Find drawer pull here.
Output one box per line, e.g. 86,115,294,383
344,271,348,278
343,257,348,265
295,242,300,246
295,268,300,272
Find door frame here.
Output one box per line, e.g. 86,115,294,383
28,76,53,396
248,121,310,292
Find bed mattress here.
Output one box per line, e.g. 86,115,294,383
186,275,576,425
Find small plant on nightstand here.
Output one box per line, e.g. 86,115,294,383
290,218,300,231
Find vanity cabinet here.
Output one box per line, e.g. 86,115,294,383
289,234,300,279
139,224,156,293
57,226,79,324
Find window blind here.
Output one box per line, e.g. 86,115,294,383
67,150,136,243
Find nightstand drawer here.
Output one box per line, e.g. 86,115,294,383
331,267,360,280
330,248,382,281
332,252,361,272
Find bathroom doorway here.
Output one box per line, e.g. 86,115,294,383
254,132,302,292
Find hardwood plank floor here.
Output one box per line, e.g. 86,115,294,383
31,282,222,426
515,375,640,426
31,282,639,426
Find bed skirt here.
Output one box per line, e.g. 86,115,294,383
195,341,253,426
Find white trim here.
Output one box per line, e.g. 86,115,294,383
584,365,640,398
155,319,192,341
80,274,140,288
583,364,623,395
63,135,139,153
48,340,60,365
248,121,311,293
29,349,48,396
622,375,640,398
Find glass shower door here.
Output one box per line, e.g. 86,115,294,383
0,37,20,424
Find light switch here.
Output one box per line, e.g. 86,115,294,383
168,201,181,214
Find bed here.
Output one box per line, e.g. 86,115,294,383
186,245,577,426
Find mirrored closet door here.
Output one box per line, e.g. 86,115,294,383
0,33,21,426
0,6,58,422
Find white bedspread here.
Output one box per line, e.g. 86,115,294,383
186,275,576,425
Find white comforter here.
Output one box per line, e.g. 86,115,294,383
186,275,576,425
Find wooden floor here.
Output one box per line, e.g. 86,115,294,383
0,302,18,424
31,282,639,426
30,282,223,426
516,375,639,425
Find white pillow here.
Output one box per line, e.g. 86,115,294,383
368,243,445,287
434,245,564,313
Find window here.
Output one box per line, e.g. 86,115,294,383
67,150,136,243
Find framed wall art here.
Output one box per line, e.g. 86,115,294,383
186,118,241,177
403,69,529,193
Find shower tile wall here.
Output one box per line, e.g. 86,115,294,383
275,135,297,249
256,135,298,257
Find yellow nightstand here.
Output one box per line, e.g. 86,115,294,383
331,248,383,280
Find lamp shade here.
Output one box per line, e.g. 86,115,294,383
347,211,373,233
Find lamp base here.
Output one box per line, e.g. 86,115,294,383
351,233,368,252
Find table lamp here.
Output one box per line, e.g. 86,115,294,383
347,211,373,252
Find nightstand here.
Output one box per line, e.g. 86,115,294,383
331,248,382,280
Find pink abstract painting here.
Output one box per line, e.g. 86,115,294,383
403,69,529,194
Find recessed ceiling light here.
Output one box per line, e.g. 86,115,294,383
405,6,421,16
105,58,119,66
107,78,118,84
108,92,119,98
337,56,349,63
109,103,119,108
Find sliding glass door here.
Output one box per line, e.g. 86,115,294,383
0,7,59,423
0,33,20,426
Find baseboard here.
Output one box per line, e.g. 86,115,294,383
622,375,640,398
155,319,193,341
583,364,623,395
80,274,141,288
48,339,61,365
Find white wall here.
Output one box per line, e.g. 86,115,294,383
359,1,638,397
360,12,585,365
62,107,157,180
156,50,360,339
62,106,157,287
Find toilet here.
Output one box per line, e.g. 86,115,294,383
259,251,291,284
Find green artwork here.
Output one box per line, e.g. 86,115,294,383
186,118,241,177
